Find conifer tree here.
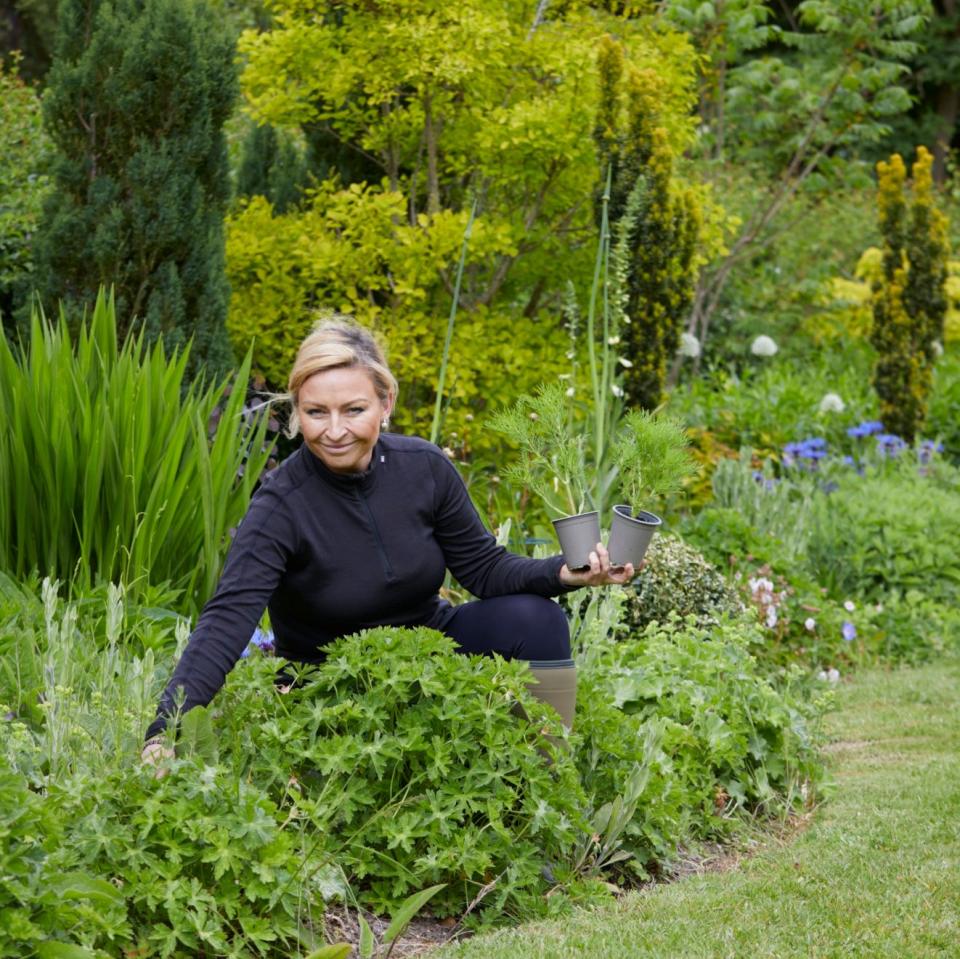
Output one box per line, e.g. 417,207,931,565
594,36,700,411
871,147,950,443
35,0,237,375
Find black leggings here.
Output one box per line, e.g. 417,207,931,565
439,594,571,664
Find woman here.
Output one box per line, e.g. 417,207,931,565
142,319,633,765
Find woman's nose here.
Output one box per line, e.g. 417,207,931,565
325,413,346,438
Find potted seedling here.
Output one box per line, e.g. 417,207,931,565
490,383,601,570
607,409,698,567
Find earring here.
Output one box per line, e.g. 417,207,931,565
381,418,389,430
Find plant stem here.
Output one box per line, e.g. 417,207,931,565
587,167,612,472
430,196,478,446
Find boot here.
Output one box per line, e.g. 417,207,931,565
525,658,577,730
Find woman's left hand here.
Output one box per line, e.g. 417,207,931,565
559,543,637,588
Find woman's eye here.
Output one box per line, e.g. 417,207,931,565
349,406,366,414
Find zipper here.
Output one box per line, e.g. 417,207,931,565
356,489,395,581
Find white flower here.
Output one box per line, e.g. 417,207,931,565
819,392,845,414
843,600,855,612
611,384,624,397
827,668,840,683
765,606,778,629
678,333,701,358
932,340,944,358
607,335,621,345
565,387,575,397
749,576,774,595
804,617,816,631
617,357,633,368
750,334,778,357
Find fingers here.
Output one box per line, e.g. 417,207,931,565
141,739,175,779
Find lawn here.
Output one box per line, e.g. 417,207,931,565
437,658,960,958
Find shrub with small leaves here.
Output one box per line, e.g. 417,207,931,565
624,534,743,632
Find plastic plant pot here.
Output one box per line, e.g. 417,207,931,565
607,504,661,568
551,510,602,571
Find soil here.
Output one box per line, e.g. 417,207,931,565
319,812,816,957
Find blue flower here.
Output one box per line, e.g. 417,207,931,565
917,439,944,466
842,621,857,642
846,420,884,439
875,433,907,458
783,437,829,471
242,626,276,658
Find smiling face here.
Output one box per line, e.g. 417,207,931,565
297,366,394,474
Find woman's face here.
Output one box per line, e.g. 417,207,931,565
297,367,393,474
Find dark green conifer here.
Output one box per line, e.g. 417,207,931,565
35,0,237,375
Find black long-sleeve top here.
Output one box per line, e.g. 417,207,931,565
147,433,569,738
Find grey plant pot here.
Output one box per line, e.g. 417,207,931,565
551,510,602,571
607,504,662,567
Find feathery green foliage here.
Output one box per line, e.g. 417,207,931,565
34,0,237,376
488,383,595,517
612,409,698,512
0,290,272,614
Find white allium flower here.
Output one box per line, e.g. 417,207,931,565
819,392,845,414
611,383,624,397
750,334,778,357
618,357,633,368
678,332,701,358
607,335,621,345
565,387,575,397
804,617,816,631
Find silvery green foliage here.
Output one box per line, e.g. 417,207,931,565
626,535,743,631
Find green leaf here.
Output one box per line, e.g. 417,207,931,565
179,705,219,764
382,884,447,944
305,945,352,959
358,913,376,958
36,944,98,959
49,872,125,906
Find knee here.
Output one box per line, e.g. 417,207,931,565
513,595,570,661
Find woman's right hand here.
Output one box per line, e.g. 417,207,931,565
141,737,175,778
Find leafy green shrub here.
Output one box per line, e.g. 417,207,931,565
0,57,52,328
0,752,130,956
577,616,825,877
928,347,960,461
48,758,309,957
0,291,273,615
807,460,960,607
217,629,587,918
870,590,960,663
666,354,877,457
625,534,743,631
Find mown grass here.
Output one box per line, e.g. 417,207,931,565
437,659,960,958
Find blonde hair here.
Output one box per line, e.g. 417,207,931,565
284,316,398,439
